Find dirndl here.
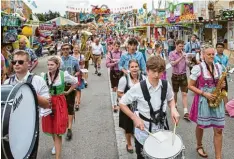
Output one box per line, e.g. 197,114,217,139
119,105,134,133
110,70,123,88
42,95,68,135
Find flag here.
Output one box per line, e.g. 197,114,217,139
31,1,37,8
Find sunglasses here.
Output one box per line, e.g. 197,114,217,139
11,60,25,65
62,48,70,51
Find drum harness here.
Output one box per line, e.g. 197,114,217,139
8,73,35,85
139,80,169,132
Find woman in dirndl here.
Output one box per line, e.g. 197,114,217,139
151,44,167,80
42,56,78,159
188,48,226,159
73,44,85,111
118,59,145,153
106,40,122,112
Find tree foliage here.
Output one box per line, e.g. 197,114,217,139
34,10,61,22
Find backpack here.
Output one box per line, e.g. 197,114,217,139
140,80,169,132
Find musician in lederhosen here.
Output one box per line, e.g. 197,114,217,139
106,40,122,112
4,50,51,158
119,56,180,159
60,43,80,140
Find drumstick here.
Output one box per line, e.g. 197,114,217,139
172,123,177,146
144,129,160,143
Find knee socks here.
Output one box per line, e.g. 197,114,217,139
111,91,117,106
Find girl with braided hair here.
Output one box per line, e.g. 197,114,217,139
41,56,78,159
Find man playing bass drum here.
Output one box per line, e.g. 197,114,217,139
4,50,51,158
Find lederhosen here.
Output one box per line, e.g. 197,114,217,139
62,58,77,116
119,74,143,134
110,51,123,88
8,74,39,159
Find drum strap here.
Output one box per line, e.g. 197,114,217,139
8,74,35,84
140,80,169,132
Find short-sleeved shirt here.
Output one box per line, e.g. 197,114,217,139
4,71,50,105
214,53,229,67
60,55,79,75
169,50,187,75
118,52,146,74
118,74,146,92
92,43,103,55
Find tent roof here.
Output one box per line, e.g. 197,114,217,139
46,17,77,26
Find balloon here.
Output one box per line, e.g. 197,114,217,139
22,26,33,37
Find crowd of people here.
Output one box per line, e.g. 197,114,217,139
1,31,234,159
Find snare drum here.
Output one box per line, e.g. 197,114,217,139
143,130,185,159
1,83,39,159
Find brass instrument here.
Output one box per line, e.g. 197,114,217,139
208,71,228,108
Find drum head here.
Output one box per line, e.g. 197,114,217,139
143,130,183,158
2,83,38,159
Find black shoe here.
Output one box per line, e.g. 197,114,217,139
95,71,98,74
85,83,88,88
97,72,101,76
75,105,79,111
66,129,72,140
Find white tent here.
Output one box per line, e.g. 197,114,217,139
46,17,77,26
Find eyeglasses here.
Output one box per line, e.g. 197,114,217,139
62,48,70,51
11,60,25,65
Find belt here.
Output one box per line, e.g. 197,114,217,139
172,73,186,77
93,54,101,56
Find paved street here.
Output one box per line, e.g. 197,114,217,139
34,55,234,159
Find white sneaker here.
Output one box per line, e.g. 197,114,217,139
51,146,56,155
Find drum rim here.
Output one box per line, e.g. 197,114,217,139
143,130,184,159
1,83,39,159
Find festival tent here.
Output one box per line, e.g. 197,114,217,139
46,17,78,26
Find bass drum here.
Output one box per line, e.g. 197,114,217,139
1,83,39,159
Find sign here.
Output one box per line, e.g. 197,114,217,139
1,15,21,26
91,5,110,15
166,3,196,23
39,22,57,31
205,24,222,29
156,9,166,24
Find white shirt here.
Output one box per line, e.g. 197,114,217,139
92,43,103,55
119,78,174,144
4,71,50,106
118,74,146,92
46,71,78,86
120,78,174,119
